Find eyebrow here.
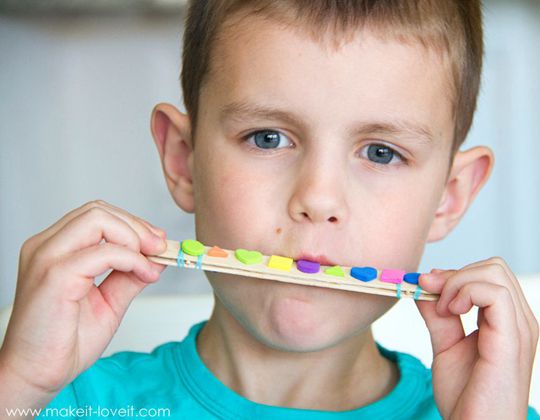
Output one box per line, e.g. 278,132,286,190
219,100,435,144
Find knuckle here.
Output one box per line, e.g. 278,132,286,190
135,235,142,250
532,317,540,339
85,199,108,209
84,206,108,221
101,241,120,253
21,234,38,250
18,240,42,281
461,282,474,295
486,262,506,277
93,199,108,206
488,256,506,267
20,235,39,261
31,242,53,269
493,284,511,300
103,241,135,258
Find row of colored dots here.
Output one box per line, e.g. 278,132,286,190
180,240,421,285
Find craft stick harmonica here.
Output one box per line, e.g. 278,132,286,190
147,239,438,301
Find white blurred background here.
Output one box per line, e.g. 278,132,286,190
1,0,539,307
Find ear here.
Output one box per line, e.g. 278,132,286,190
427,146,494,242
150,103,195,213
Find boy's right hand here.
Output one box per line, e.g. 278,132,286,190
0,200,167,405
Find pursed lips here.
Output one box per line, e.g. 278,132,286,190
293,253,338,267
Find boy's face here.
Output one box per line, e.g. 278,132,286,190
190,16,455,351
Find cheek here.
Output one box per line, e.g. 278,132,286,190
349,174,443,271
195,150,289,249
195,158,264,245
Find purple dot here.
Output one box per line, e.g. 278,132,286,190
297,259,320,274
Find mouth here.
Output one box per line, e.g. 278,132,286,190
293,253,338,267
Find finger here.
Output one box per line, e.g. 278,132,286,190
97,271,150,321
94,200,167,239
448,281,520,360
460,258,537,340
37,207,164,264
26,200,166,256
44,243,160,302
421,265,517,317
419,269,457,294
422,264,536,367
97,259,167,320
415,299,465,356
88,203,167,253
430,265,530,342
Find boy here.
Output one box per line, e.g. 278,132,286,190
1,0,538,418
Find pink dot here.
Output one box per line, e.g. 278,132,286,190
380,269,405,284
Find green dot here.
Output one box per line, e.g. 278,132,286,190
324,265,345,277
235,249,263,265
181,239,205,256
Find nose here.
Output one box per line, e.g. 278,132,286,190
288,155,349,226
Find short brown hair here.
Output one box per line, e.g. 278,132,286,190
181,0,483,154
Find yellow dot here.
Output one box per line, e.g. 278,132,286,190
268,255,293,271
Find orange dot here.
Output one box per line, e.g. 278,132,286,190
207,246,228,258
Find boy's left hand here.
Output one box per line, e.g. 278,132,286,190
416,257,539,420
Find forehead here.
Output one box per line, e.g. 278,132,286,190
201,14,454,147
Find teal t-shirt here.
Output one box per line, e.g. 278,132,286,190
39,321,539,419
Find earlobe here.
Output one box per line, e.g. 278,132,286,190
150,103,196,213
427,146,494,243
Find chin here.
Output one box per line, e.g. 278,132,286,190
211,273,392,353
257,285,364,353
266,296,327,350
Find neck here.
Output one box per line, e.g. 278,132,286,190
197,299,399,411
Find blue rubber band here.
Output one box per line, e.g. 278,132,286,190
413,285,423,300
196,254,203,269
177,242,185,268
396,283,402,299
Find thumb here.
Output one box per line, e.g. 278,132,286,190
416,270,465,356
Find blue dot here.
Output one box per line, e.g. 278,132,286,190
403,272,420,285
351,266,377,282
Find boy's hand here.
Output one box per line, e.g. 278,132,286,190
0,200,167,408
416,258,539,420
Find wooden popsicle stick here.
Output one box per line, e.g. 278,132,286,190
146,239,438,301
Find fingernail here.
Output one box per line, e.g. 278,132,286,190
420,273,437,281
151,228,166,238
151,235,167,252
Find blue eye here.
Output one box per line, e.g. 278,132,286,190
362,144,404,165
246,130,292,149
